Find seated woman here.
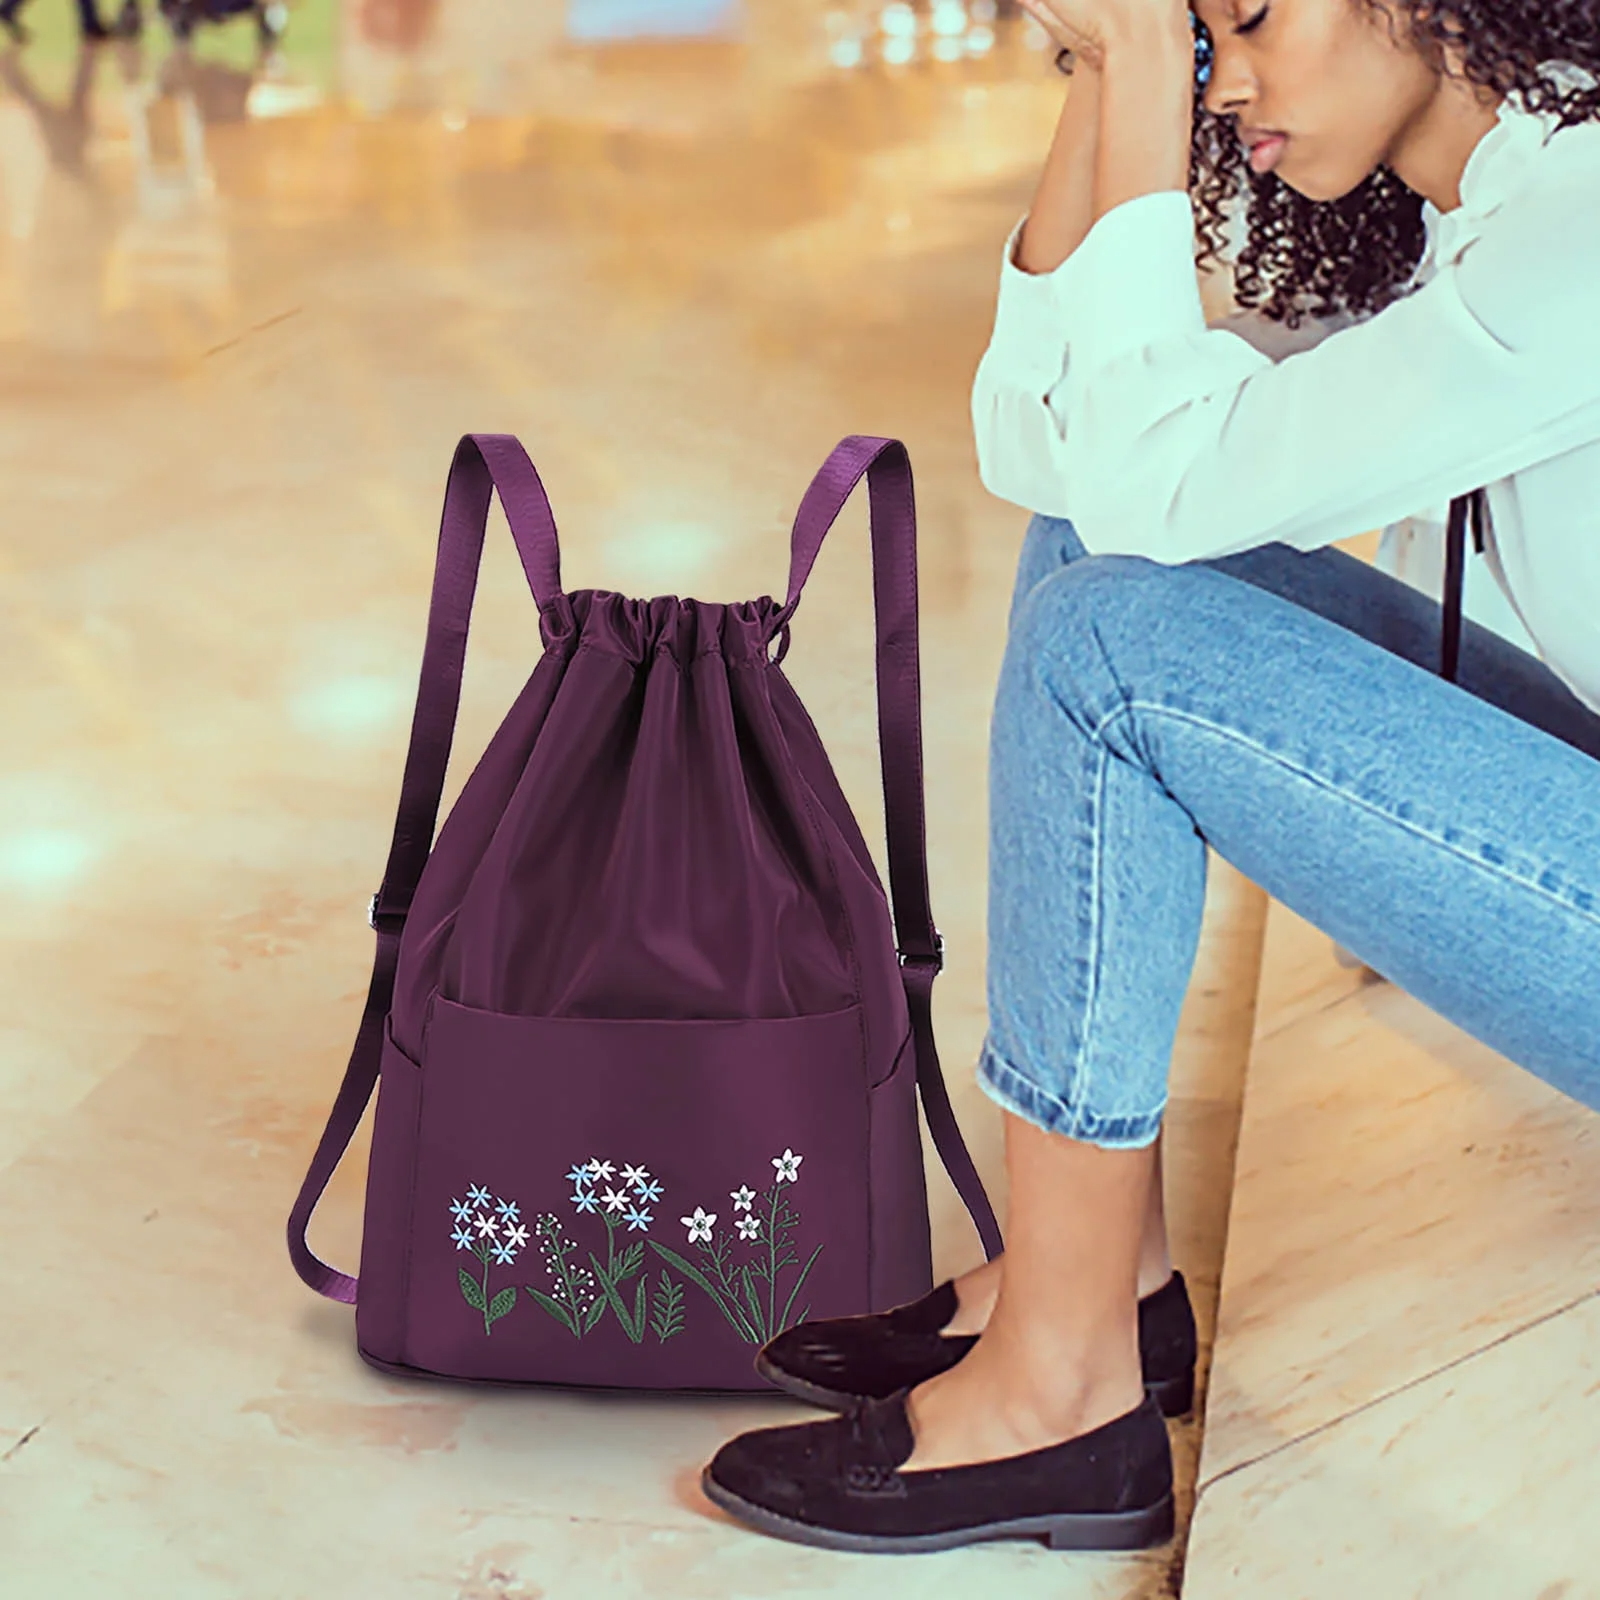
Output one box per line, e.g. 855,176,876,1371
700,0,1600,1556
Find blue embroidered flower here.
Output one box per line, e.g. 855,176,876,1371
466,1183,492,1206
495,1198,521,1222
623,1206,653,1232
449,1197,473,1222
566,1164,593,1187
571,1188,599,1214
635,1178,664,1204
451,1224,475,1250
491,1240,516,1266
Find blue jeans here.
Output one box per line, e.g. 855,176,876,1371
978,514,1600,1148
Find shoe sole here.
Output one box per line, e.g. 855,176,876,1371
702,1468,1175,1553
754,1351,1196,1420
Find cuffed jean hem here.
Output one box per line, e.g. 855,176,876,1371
977,1040,1165,1149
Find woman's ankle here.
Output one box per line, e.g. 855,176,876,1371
1136,1254,1174,1300
944,1254,1003,1336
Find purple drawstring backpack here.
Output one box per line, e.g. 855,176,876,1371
288,433,1003,1391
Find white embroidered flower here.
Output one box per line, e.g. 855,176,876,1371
681,1207,717,1244
503,1223,530,1250
772,1149,803,1184
586,1158,615,1181
621,1164,650,1188
495,1198,521,1222
735,1215,761,1241
730,1185,756,1211
451,1224,475,1250
449,1198,473,1222
601,1186,630,1214
474,1213,500,1236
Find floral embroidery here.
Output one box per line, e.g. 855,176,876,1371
648,1150,822,1347
523,1159,682,1344
681,1207,717,1244
455,1150,822,1351
448,1188,523,1335
528,1212,603,1337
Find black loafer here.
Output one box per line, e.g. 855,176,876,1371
756,1269,1198,1417
702,1386,1175,1553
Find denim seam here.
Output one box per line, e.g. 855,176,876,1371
1107,698,1600,929
979,1042,1165,1145
1071,737,1112,1118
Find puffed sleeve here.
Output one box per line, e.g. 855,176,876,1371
970,180,1600,564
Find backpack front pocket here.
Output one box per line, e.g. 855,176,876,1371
397,997,873,1390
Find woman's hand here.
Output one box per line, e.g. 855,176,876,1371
1015,0,1192,73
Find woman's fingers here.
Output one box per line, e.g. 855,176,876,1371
1017,0,1104,70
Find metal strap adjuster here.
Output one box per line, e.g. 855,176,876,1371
368,892,408,934
898,931,945,973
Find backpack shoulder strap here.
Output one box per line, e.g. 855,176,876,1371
287,435,565,1301
783,437,1004,1261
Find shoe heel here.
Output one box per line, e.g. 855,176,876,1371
1146,1368,1195,1418
1045,1494,1175,1552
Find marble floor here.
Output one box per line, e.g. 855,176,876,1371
3,2,1594,1597
0,3,1245,1593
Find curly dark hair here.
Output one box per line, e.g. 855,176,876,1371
1106,2,1600,330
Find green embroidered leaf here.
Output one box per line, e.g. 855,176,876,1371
590,1252,643,1343
777,1242,825,1334
647,1241,758,1343
525,1284,578,1337
632,1276,648,1335
487,1286,517,1325
649,1272,685,1342
618,1241,645,1281
739,1265,767,1344
459,1268,487,1311
583,1294,607,1333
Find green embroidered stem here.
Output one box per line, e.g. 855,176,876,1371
648,1240,759,1343
777,1241,824,1334
703,1230,754,1327
739,1263,766,1345
534,1214,594,1337
766,1182,781,1336
590,1252,643,1343
481,1249,493,1336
